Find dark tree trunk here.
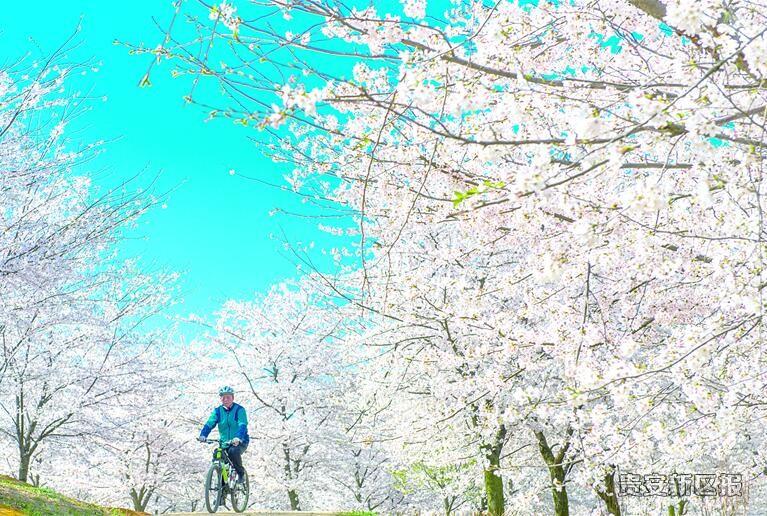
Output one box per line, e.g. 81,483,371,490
596,467,621,515
482,425,507,516
130,486,154,512
535,428,573,516
282,443,301,510
288,488,301,511
17,451,31,483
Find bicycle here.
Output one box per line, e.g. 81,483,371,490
201,438,250,513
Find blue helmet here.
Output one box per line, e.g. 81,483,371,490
218,385,235,396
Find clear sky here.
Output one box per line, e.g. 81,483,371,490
0,0,639,332
0,1,350,325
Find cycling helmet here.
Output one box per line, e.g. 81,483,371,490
218,385,235,396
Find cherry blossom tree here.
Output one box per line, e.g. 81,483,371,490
320,344,412,513
188,280,348,510
140,0,767,513
89,389,206,513
0,44,176,495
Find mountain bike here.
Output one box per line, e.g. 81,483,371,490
201,438,250,513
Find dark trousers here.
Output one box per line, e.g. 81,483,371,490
224,443,247,476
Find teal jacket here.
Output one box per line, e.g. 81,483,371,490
199,402,249,445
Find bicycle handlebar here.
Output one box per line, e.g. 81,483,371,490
201,438,236,446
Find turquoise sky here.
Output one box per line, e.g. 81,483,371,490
0,1,351,325
0,1,646,331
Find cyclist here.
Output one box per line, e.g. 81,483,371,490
197,385,250,483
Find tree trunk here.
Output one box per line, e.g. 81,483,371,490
668,499,688,515
130,486,153,512
479,490,488,514
596,468,621,515
443,495,456,515
535,429,572,516
282,443,301,510
552,478,569,516
484,466,504,516
482,425,507,516
288,488,301,511
17,451,30,483
16,387,31,483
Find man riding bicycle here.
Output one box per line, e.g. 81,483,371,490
198,386,250,483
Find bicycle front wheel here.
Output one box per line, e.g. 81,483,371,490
231,469,249,513
204,464,223,513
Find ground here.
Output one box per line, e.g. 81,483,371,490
0,475,374,515
0,475,145,516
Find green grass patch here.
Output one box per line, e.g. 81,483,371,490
0,475,144,516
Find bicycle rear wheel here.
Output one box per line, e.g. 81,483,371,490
204,464,223,513
231,469,249,513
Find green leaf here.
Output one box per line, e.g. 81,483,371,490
452,180,505,208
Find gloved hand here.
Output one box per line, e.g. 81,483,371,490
197,436,206,442
231,437,241,446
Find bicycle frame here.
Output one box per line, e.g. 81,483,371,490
214,450,225,480
202,438,249,513
207,439,236,482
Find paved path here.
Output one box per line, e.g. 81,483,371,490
169,512,340,515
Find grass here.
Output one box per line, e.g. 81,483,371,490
0,475,145,516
